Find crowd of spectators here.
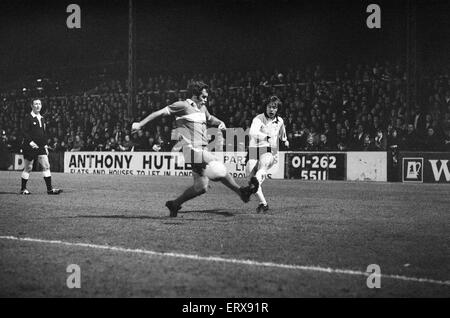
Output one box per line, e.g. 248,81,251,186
1,62,450,155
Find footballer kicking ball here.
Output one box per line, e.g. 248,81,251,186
204,161,227,181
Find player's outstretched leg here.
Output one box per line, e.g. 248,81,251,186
38,155,62,195
166,172,208,217
254,171,268,212
244,158,261,203
219,173,258,203
204,150,258,203
20,159,33,195
251,153,274,212
246,159,258,179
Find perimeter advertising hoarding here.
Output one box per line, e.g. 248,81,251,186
284,152,346,180
64,151,285,179
399,152,450,183
346,152,387,182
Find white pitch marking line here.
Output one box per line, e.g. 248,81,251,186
1,235,449,287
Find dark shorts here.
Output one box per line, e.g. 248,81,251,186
22,145,46,161
245,146,272,163
192,162,207,175
183,146,216,176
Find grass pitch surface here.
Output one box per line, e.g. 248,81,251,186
0,171,449,297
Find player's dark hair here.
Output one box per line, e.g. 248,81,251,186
264,95,282,122
30,98,41,106
187,81,209,98
266,95,282,108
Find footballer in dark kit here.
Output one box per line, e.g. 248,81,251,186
20,99,62,195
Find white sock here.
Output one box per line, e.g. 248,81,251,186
255,168,266,184
254,169,267,205
256,187,267,205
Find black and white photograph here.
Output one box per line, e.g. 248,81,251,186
0,0,449,301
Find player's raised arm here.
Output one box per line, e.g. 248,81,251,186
131,108,168,131
132,101,187,131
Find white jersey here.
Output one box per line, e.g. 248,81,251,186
249,113,287,150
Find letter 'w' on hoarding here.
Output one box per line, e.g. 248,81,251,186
366,4,381,29
429,160,450,182
66,264,81,289
66,4,81,29
366,264,381,289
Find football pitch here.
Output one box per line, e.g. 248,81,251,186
0,171,449,297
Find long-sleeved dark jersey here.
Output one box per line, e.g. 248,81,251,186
22,112,47,148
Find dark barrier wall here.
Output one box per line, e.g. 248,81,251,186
48,152,64,172
0,144,10,170
285,152,346,180
3,152,64,172
398,152,450,184
387,149,398,182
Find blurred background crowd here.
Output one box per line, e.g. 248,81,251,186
1,62,450,156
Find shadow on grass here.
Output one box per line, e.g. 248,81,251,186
69,209,234,220
180,209,235,217
71,215,168,220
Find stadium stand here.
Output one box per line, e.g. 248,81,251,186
1,62,449,155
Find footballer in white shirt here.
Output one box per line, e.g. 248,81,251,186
131,81,259,217
246,96,289,212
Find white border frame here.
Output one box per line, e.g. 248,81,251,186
402,157,424,183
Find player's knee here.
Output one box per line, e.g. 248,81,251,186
193,183,208,195
259,156,274,170
197,184,208,194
